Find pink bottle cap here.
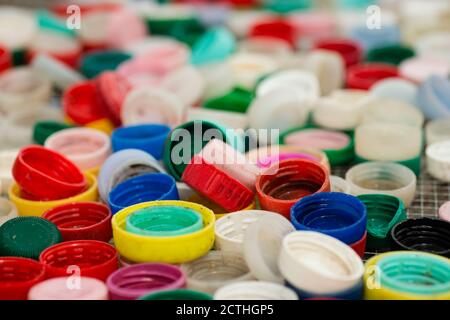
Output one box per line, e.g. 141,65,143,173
399,57,450,83
284,129,350,150
106,8,147,50
439,201,450,222
28,277,108,300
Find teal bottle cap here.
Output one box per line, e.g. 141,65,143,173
126,206,203,237
191,27,236,66
0,217,62,260
37,10,76,37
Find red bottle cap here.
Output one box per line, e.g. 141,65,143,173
182,155,255,212
12,145,87,201
314,38,362,67
249,18,297,48
95,72,131,126
346,63,399,90
39,240,118,282
63,81,109,125
349,231,367,258
42,202,112,243
0,45,12,73
0,257,46,300
255,159,330,219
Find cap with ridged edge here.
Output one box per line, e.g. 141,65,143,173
0,217,61,260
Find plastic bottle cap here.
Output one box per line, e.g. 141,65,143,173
366,44,415,66
0,45,12,73
439,202,450,222
425,118,450,145
426,141,450,182
244,213,295,283
355,123,422,162
256,159,330,218
98,149,165,203
214,210,274,255
238,36,293,63
198,61,235,100
28,276,108,300
203,86,253,114
0,216,61,260
9,172,98,218
13,145,87,201
111,200,215,264
399,57,450,83
39,240,118,281
417,76,450,120
182,155,254,212
163,120,244,181
199,139,260,191
0,67,52,115
42,202,112,243
121,87,186,128
361,97,424,128
111,124,171,160
80,50,132,79
312,89,370,130
290,192,367,245
45,127,111,171
357,194,406,250
108,173,179,214
370,77,418,107
345,162,417,207
181,250,253,294
63,81,110,126
191,26,236,66
314,38,362,67
106,263,186,300
105,8,147,50
249,18,297,48
0,257,46,300
0,7,36,50
346,63,399,90
125,205,201,237
161,65,205,107
248,87,311,136
78,10,111,50
278,231,364,295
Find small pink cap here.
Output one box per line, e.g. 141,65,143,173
439,201,450,222
28,277,108,300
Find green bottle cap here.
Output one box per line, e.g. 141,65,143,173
80,50,132,79
366,44,415,66
163,120,245,180
33,120,74,145
203,87,253,114
357,194,407,250
0,217,62,260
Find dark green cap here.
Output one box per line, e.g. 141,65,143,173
33,120,74,145
80,50,132,79
0,217,62,260
366,44,415,66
